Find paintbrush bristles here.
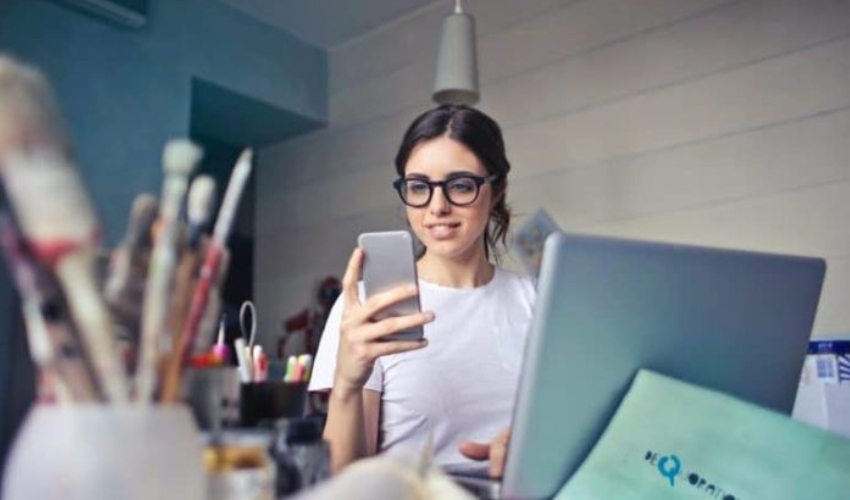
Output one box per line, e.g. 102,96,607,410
0,56,67,152
187,175,215,227
0,56,95,251
163,140,202,176
2,150,98,250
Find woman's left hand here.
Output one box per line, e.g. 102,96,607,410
458,428,511,478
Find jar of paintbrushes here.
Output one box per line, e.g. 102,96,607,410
0,55,255,499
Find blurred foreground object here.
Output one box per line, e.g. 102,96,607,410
0,54,128,402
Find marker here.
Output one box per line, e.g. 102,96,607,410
233,337,252,383
297,354,314,382
252,345,268,382
290,358,304,383
284,355,297,382
211,318,229,363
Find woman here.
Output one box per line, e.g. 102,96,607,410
309,105,535,477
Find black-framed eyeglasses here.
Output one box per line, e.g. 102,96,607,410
392,174,501,208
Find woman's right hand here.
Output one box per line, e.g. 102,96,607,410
333,248,433,395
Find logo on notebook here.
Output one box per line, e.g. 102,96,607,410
656,454,681,486
645,450,738,500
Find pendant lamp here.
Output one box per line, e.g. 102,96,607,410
432,0,479,105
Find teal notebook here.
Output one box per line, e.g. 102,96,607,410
558,370,850,500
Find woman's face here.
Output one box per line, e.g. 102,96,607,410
402,135,496,262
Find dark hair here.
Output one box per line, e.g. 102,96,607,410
394,104,511,261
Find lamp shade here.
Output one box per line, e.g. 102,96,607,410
432,11,479,105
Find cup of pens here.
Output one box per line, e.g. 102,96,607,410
238,353,312,427
240,381,308,427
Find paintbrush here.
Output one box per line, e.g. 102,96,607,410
135,139,201,403
0,210,102,402
0,56,67,155
160,149,252,403
0,55,129,402
158,175,216,401
165,176,216,344
104,193,158,345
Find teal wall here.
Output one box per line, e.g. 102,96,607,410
0,0,327,244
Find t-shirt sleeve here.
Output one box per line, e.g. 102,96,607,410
307,286,383,393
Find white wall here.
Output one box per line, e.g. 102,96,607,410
256,0,850,350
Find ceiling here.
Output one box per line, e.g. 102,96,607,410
220,0,444,48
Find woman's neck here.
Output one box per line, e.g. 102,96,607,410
416,247,495,289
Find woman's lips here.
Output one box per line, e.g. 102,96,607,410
426,222,460,240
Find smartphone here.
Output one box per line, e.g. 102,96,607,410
357,230,424,341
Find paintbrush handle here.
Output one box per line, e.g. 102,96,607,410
55,251,129,402
157,246,203,400
166,252,200,357
210,151,251,246
135,219,182,403
0,214,102,402
191,249,230,356
159,244,223,403
21,299,102,403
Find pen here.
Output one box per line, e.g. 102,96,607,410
284,355,297,382
252,345,267,382
211,317,229,363
234,337,252,383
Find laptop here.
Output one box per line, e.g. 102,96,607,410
451,232,825,499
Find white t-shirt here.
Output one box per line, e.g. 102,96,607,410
309,267,536,467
